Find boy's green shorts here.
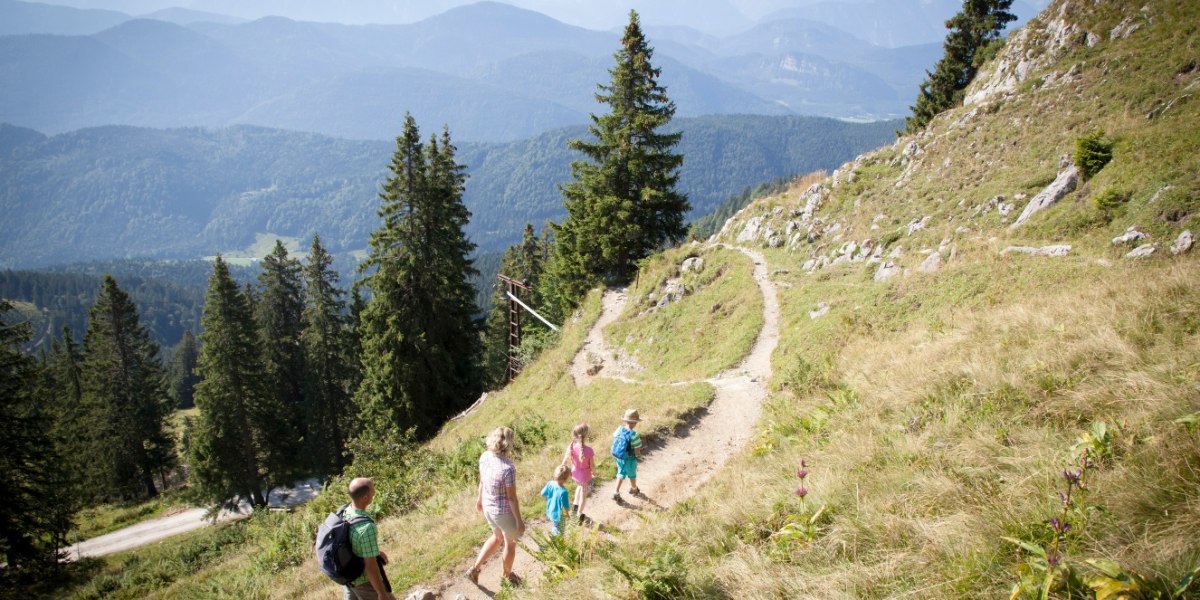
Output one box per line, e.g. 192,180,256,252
616,456,638,479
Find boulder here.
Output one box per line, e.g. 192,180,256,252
917,251,943,273
767,235,785,248
405,590,436,600
1110,16,1142,40
797,184,827,222
1171,230,1194,255
1010,165,1080,228
736,216,765,243
1001,245,1071,257
1111,226,1147,245
906,216,930,236
681,257,705,274
874,262,901,282
809,302,830,320
1125,244,1157,259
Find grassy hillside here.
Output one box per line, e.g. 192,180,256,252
41,1,1199,598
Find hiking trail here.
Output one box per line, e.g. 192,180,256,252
433,246,779,599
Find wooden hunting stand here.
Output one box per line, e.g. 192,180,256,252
496,273,558,383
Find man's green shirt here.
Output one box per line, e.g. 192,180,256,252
344,506,378,587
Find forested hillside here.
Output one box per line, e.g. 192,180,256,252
0,115,898,268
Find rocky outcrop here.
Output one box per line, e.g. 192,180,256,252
965,2,1095,106
1010,165,1080,228
1171,230,1194,255
1125,244,1157,259
874,262,902,281
681,257,705,274
917,251,943,273
808,302,830,320
1001,245,1072,257
1111,226,1147,245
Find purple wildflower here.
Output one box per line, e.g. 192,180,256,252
1062,469,1082,487
796,469,809,480
795,486,808,498
1050,517,1071,535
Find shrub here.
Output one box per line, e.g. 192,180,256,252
1092,187,1130,218
1074,130,1114,179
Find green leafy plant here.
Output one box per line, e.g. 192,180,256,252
1092,188,1130,219
524,525,595,584
603,542,692,600
1074,130,1114,180
1003,450,1092,599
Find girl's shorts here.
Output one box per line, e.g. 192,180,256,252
484,510,520,540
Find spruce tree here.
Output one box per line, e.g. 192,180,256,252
167,329,200,410
254,240,305,481
79,276,175,500
189,257,269,507
301,233,355,475
904,0,1016,133
542,10,688,317
0,302,75,569
356,115,481,437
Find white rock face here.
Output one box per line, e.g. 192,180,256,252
1170,230,1194,255
681,257,705,274
964,3,1083,106
737,216,765,243
1111,226,1147,245
917,251,943,273
1110,16,1142,40
797,184,827,222
1011,165,1080,228
1125,244,1157,259
874,262,902,281
809,302,830,320
1001,245,1072,257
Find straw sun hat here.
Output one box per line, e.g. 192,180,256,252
622,409,641,423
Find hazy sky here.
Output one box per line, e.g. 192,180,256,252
32,0,1054,36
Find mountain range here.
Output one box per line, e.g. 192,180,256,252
0,0,1036,140
0,114,898,268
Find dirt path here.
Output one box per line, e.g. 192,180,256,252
435,247,779,598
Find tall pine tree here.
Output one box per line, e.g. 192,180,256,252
254,240,305,482
189,257,269,507
0,302,75,569
301,233,356,475
542,10,688,317
167,329,199,410
79,276,175,500
904,0,1016,133
356,114,481,437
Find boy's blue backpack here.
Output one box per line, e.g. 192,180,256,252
315,504,372,585
611,427,635,460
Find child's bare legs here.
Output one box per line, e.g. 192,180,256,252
575,481,590,516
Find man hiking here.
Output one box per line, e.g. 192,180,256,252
343,478,393,600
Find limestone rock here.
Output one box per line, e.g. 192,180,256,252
1111,226,1147,245
681,257,705,274
1010,165,1080,228
1001,245,1071,257
1110,16,1142,40
917,251,943,273
767,235,784,248
1170,230,1194,255
1125,244,1157,259
797,184,827,222
405,590,436,600
736,216,765,243
906,216,930,236
874,262,901,282
809,302,830,320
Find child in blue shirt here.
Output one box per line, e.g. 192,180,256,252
540,465,572,536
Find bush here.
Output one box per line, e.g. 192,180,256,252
1092,187,1130,218
1074,130,1114,179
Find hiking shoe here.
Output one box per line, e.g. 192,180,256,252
465,566,480,585
504,572,522,587
630,487,642,497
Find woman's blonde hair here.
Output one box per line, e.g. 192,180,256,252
486,426,514,455
571,422,589,444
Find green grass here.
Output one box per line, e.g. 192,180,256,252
608,245,763,382
42,2,1200,597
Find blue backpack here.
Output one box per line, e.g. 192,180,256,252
315,504,372,585
611,427,635,460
